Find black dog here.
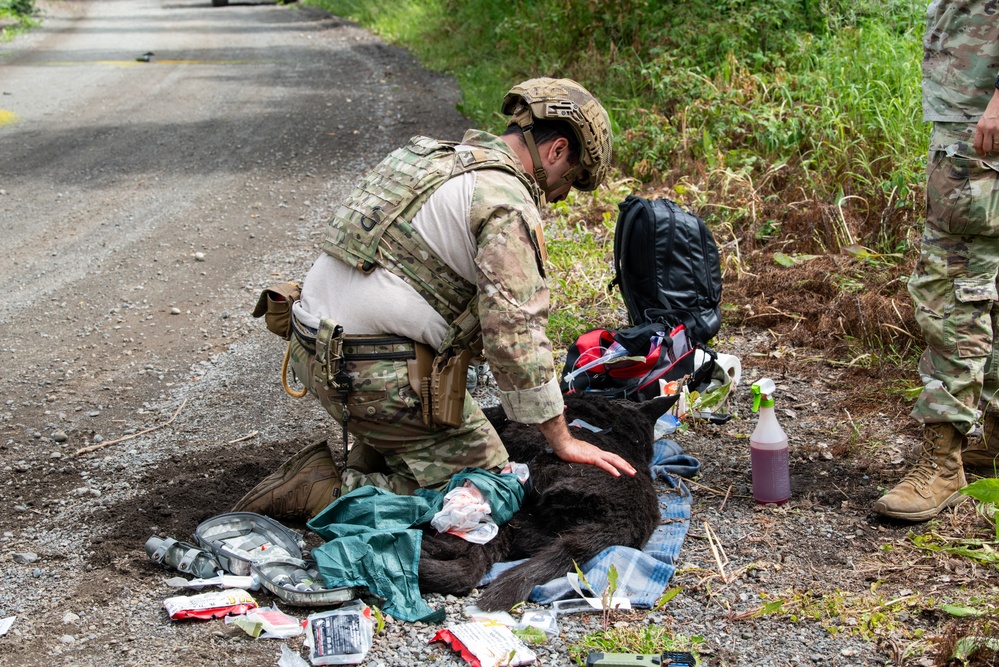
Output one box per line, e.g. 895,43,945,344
418,393,673,611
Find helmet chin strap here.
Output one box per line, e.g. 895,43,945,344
521,125,581,199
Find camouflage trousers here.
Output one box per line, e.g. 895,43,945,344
910,135,999,437
287,332,508,495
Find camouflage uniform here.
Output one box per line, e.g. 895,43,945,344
910,0,999,436
291,130,562,494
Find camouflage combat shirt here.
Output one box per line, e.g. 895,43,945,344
304,129,563,425
923,0,999,169
923,0,999,123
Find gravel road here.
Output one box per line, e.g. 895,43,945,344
1,2,994,667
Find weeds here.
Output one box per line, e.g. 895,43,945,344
933,614,999,666
907,482,999,570
748,588,932,642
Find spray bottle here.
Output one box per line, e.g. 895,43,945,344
750,378,790,505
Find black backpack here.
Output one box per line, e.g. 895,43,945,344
610,195,723,345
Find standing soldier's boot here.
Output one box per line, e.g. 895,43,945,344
232,438,342,521
873,423,968,521
962,413,999,471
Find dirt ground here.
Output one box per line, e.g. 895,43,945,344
1,2,998,667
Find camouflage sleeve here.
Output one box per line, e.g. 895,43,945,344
923,0,999,122
470,169,563,425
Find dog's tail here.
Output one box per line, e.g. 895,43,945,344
474,527,605,611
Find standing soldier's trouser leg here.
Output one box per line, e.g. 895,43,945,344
875,149,999,520
909,150,999,434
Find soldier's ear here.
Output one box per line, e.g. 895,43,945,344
543,137,570,165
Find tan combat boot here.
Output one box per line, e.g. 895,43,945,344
962,413,999,470
873,423,968,521
232,439,342,521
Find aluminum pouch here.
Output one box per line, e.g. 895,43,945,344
194,512,307,577
253,559,355,608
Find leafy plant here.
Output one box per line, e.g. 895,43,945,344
1,0,37,38
961,479,999,540
0,0,34,17
572,562,620,631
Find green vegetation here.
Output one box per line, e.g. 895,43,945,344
308,0,926,354
1,0,37,39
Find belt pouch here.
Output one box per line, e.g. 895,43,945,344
407,343,435,426
314,318,346,390
252,281,302,340
427,349,470,429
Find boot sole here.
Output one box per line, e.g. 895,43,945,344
873,490,968,521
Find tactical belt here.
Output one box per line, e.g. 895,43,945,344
292,316,415,361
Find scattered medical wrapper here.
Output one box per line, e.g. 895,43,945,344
303,601,374,665
431,620,536,667
163,572,259,590
431,483,498,544
225,604,302,639
163,589,258,620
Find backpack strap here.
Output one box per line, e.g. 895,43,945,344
610,195,667,324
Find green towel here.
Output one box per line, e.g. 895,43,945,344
308,468,523,623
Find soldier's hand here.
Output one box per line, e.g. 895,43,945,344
536,414,637,477
551,437,638,478
974,90,999,157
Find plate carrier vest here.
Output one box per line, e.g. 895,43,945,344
321,135,539,353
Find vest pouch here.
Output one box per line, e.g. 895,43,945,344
252,281,302,340
422,349,470,429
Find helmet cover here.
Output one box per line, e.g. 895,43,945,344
502,77,612,191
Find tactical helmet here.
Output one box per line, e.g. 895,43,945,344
502,77,612,192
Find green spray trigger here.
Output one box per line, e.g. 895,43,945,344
751,378,776,412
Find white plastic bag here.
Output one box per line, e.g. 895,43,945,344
430,482,498,544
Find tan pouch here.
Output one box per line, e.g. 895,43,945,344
421,349,470,429
410,344,435,428
252,281,302,340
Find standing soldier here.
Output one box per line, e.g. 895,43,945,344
875,1,999,520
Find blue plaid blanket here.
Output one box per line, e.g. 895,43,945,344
480,438,697,607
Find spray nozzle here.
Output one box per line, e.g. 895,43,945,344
751,378,777,412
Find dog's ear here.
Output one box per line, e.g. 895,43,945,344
636,395,680,425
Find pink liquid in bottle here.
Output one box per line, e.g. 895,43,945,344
751,441,790,505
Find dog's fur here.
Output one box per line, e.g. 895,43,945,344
418,393,673,611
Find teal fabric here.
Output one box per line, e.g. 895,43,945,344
307,468,523,623
435,467,525,525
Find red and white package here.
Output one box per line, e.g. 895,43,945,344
431,620,536,667
163,588,258,620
